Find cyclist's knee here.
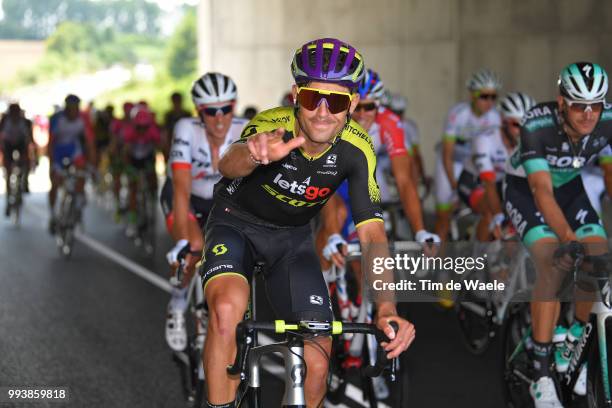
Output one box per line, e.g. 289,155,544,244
208,299,243,337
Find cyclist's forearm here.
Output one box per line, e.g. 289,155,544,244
392,155,425,232
442,142,456,186
218,143,258,178
397,179,425,232
604,164,612,200
357,222,396,305
172,179,191,241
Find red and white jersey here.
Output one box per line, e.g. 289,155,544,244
369,107,410,158
367,107,410,201
168,117,247,199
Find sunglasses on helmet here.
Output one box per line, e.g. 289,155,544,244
198,104,234,117
563,98,604,114
296,87,355,114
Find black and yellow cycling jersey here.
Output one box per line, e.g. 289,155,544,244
213,106,384,228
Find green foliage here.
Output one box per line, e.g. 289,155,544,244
166,8,197,80
0,0,161,40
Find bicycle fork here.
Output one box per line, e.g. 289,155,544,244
244,338,307,408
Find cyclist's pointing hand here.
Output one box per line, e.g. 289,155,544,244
377,314,415,359
246,128,305,165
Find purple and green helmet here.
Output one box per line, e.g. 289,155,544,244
291,38,365,90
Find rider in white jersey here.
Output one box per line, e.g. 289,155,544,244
458,92,536,242
434,69,502,241
162,72,247,352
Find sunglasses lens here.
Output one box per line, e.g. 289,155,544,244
325,92,351,113
356,103,377,112
568,101,603,113
296,89,320,111
479,94,497,100
297,88,351,114
203,105,233,116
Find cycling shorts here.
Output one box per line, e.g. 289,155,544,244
160,178,212,231
504,175,606,247
199,202,333,322
52,142,85,171
2,141,27,168
457,170,503,212
125,153,155,181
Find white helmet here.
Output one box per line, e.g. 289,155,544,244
390,93,408,113
499,92,536,120
191,72,237,106
466,68,502,92
558,62,608,102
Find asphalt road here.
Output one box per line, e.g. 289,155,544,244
0,192,505,408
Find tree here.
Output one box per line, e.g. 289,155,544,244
166,8,197,80
0,0,161,40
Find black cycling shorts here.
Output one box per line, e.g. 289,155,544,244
127,153,155,171
2,142,27,167
504,175,605,247
159,178,213,230
199,202,333,322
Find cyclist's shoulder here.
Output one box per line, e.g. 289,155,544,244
376,107,402,126
598,102,612,125
240,106,294,138
339,119,376,159
521,101,558,134
175,116,202,132
447,101,471,119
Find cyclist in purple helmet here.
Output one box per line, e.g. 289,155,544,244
201,38,415,408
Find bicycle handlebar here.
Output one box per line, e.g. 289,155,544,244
227,320,398,378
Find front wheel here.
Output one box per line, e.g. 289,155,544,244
500,303,534,408
455,287,495,355
587,318,612,408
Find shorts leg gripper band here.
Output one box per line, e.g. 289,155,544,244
576,224,607,240
523,225,557,248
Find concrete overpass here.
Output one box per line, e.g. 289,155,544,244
197,0,612,172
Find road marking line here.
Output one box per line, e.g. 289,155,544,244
27,202,173,293
27,201,388,408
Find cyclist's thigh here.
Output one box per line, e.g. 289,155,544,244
562,177,606,242
264,226,333,322
434,154,462,209
201,219,254,297
504,175,557,247
580,168,605,216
